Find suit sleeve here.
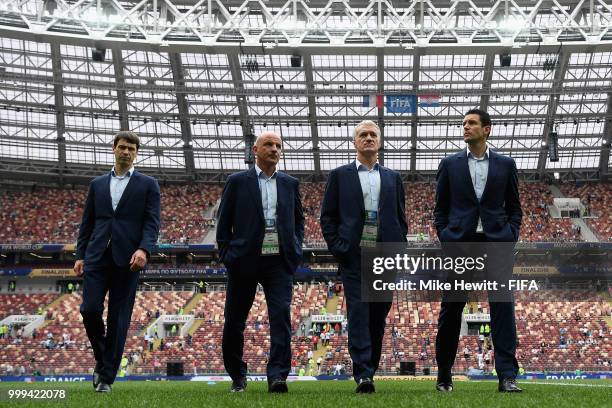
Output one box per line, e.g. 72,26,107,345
76,181,96,260
505,158,522,241
216,175,235,261
433,157,450,238
294,180,304,248
396,173,408,239
138,177,161,258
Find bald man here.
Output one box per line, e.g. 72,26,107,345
216,132,304,393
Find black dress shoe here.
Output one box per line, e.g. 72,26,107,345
498,377,523,393
92,362,102,390
436,370,453,392
436,382,454,392
268,379,288,393
355,377,375,394
230,377,247,393
95,382,112,393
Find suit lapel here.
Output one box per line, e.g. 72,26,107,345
114,171,138,213
378,166,391,212
458,152,479,203
480,150,497,203
347,162,365,213
104,173,114,213
247,167,265,222
276,172,286,217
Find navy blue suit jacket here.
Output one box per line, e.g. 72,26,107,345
216,167,304,270
320,161,408,261
76,171,161,268
434,149,522,242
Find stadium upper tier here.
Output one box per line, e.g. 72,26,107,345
0,181,609,244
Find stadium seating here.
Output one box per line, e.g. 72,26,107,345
558,182,612,242
0,184,222,244
0,182,604,244
0,293,57,319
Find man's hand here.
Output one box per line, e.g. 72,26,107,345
130,249,148,272
73,260,85,277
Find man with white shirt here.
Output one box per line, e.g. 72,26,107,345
320,120,408,393
216,131,304,394
433,109,522,393
74,131,160,393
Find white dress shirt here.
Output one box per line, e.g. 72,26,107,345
355,159,381,213
110,165,135,211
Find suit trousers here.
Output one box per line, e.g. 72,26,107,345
340,254,392,382
435,235,519,381
222,255,293,382
80,248,140,384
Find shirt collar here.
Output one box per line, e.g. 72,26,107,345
466,145,490,160
355,158,380,171
111,166,135,178
255,163,277,179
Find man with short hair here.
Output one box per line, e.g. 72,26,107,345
320,120,408,393
75,131,160,393
433,109,522,393
217,131,304,394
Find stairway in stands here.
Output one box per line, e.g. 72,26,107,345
310,291,342,372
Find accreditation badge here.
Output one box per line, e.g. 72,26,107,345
360,210,378,248
262,218,280,255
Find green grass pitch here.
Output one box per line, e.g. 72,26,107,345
0,379,610,407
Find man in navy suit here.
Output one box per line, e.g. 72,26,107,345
320,120,408,393
433,109,523,393
216,131,304,393
74,131,160,393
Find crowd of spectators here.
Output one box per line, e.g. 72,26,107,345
1,182,609,244
0,285,610,376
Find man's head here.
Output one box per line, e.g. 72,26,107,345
353,120,381,156
463,109,491,144
253,131,282,168
112,131,139,169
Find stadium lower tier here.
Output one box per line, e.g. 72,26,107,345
0,287,610,376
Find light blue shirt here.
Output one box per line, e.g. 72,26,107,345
467,147,489,232
355,159,381,212
110,166,135,211
255,164,278,221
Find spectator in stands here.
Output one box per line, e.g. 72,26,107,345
320,120,408,394
216,131,304,394
74,131,161,394
434,109,523,393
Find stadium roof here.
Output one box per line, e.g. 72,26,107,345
0,0,610,184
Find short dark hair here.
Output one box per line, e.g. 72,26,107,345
465,108,492,128
113,131,140,150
